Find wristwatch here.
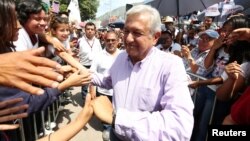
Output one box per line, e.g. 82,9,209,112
187,58,194,64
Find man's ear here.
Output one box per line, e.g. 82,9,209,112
153,31,161,46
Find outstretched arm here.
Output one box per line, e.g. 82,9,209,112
37,94,93,141
0,98,28,130
57,70,92,92
0,47,63,95
39,34,67,52
55,51,85,70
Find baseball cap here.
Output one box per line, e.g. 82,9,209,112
198,29,219,39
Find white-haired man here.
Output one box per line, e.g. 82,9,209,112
89,5,194,141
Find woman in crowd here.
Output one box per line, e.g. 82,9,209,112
190,15,250,141
0,0,94,140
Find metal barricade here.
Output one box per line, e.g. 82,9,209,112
187,72,218,141
15,95,63,141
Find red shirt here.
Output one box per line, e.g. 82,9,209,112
231,86,250,124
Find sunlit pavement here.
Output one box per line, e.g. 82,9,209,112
55,86,103,141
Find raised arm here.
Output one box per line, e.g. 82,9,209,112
227,28,250,44
55,51,85,70
57,70,92,92
38,34,67,52
216,62,245,101
204,36,225,69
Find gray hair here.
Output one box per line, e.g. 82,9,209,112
125,5,162,35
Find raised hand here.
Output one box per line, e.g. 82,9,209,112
0,98,28,130
57,70,92,91
0,47,64,95
224,61,242,80
181,45,191,58
227,28,250,45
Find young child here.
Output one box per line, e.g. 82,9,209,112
47,15,84,71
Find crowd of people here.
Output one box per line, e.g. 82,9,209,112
0,0,250,141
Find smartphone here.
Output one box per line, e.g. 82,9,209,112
52,0,60,13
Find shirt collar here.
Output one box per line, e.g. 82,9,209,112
126,47,155,68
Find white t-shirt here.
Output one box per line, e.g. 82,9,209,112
90,49,121,96
78,36,102,66
46,37,70,57
14,28,39,51
221,62,250,81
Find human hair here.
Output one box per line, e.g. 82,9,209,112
125,5,161,35
205,16,215,22
162,30,172,38
218,15,250,55
58,11,69,18
0,0,17,53
17,0,46,26
227,40,250,85
105,31,119,40
228,41,250,64
50,15,69,32
223,15,250,29
85,22,96,29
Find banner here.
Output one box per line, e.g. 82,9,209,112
67,0,81,24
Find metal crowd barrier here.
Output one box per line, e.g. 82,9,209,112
187,72,218,141
16,94,63,141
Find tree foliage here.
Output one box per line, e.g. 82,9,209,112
79,0,99,21
16,0,99,21
58,0,99,21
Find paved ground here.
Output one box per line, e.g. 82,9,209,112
55,86,103,141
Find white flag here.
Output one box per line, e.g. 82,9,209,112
67,0,81,24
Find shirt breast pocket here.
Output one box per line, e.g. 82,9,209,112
138,87,155,111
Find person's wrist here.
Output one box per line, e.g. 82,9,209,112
187,57,194,64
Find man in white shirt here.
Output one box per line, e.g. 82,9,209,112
78,22,102,98
89,31,121,141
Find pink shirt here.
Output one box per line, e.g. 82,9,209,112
92,47,194,141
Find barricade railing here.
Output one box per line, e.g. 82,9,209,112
186,72,208,103
186,72,218,141
14,94,63,141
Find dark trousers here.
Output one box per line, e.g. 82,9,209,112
110,128,122,141
81,65,91,98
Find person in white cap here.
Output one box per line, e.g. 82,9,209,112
182,29,219,76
